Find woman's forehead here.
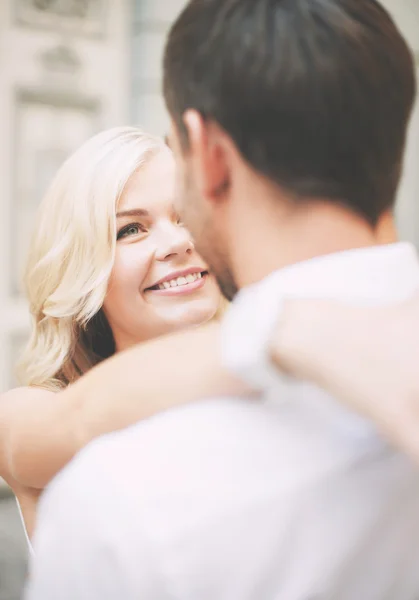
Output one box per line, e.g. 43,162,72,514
118,153,176,217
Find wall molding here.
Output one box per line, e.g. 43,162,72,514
10,87,102,297
14,0,107,39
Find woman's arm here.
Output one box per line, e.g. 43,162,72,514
7,296,419,492
270,298,419,462
2,322,250,490
0,387,72,488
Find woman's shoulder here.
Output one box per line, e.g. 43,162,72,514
0,387,58,486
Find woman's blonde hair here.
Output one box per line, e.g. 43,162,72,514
18,126,167,391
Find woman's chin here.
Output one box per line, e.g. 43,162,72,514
166,300,221,331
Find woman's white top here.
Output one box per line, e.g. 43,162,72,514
16,497,34,556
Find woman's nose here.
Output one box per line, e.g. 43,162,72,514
155,224,194,262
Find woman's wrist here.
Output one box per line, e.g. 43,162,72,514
269,300,329,379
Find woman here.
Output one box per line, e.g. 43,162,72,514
0,126,225,538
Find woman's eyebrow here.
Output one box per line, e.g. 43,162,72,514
116,208,150,219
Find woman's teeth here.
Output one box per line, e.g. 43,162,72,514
158,272,202,290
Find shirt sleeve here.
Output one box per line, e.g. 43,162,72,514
24,442,168,600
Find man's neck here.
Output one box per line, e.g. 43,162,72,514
231,200,397,289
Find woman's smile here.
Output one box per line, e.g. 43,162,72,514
143,268,209,296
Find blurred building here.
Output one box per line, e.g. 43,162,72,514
0,1,417,599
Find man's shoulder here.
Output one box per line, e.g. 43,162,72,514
55,389,375,494
38,395,289,542
81,395,273,466
85,395,265,455
48,394,287,504
53,396,256,471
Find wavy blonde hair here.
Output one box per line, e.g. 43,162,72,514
18,127,167,391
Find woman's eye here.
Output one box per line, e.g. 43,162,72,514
117,223,146,240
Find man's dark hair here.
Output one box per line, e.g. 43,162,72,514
163,0,416,225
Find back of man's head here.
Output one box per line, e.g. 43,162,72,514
163,0,416,226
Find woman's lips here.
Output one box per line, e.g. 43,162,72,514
144,273,208,296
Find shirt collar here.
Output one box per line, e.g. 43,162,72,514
250,242,419,302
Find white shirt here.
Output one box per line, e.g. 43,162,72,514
26,243,419,600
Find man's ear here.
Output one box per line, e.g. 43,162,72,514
183,109,230,203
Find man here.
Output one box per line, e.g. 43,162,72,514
26,1,419,598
